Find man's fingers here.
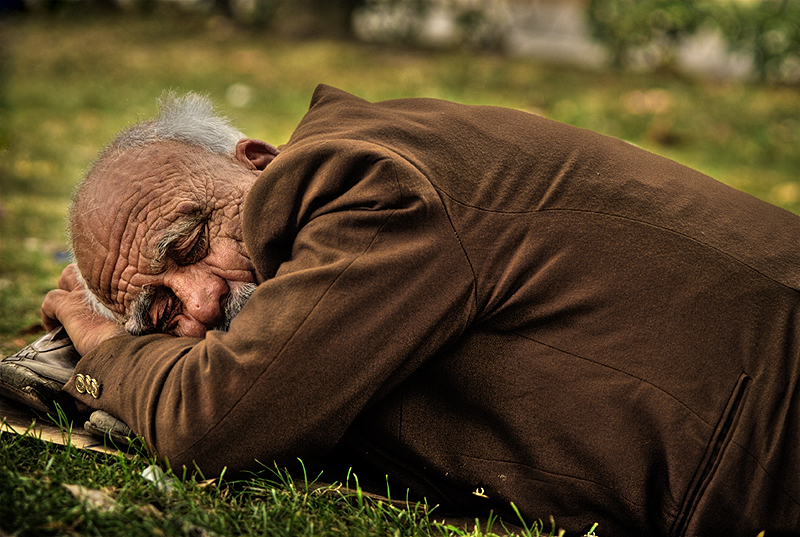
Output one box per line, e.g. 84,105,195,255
57,263,83,291
84,410,135,446
41,288,68,331
43,265,83,330
41,287,122,355
88,410,132,437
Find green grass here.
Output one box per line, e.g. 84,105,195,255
0,8,798,536
1,414,540,537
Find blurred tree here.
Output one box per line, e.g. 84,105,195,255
712,0,800,83
346,0,505,51
212,0,232,18
268,0,367,37
0,0,26,12
587,0,800,84
587,0,702,69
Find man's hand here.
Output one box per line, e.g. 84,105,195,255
41,264,124,356
84,410,135,447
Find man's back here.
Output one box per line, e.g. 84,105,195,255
247,85,800,535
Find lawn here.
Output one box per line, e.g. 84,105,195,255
0,7,798,537
3,420,504,537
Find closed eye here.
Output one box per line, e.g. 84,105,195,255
171,221,209,266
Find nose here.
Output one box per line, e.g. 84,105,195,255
164,264,229,332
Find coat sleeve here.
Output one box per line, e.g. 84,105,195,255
64,139,476,475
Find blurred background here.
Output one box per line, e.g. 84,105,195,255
0,0,798,353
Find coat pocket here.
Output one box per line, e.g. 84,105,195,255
672,372,752,537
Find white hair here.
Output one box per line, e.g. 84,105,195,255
107,91,244,156
70,91,244,245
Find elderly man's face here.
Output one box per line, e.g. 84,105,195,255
72,140,272,338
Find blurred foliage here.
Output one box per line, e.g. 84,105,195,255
588,0,800,83
0,12,797,351
8,0,800,81
6,0,368,36
587,0,704,68
351,0,506,50
712,0,800,82
249,0,367,38
355,0,434,44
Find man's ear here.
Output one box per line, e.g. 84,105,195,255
235,138,279,171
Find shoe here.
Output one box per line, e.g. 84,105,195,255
0,326,81,414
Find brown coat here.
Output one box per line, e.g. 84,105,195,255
67,85,800,536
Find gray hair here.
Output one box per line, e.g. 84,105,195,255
70,92,246,326
103,91,245,157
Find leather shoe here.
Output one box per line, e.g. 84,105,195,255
0,327,81,414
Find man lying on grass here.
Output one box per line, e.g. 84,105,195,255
15,85,800,536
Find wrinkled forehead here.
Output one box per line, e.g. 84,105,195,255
72,143,215,314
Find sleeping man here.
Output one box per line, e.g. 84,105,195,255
11,85,800,536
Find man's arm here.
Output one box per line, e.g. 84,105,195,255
61,143,476,476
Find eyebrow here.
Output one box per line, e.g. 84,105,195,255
150,212,206,273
